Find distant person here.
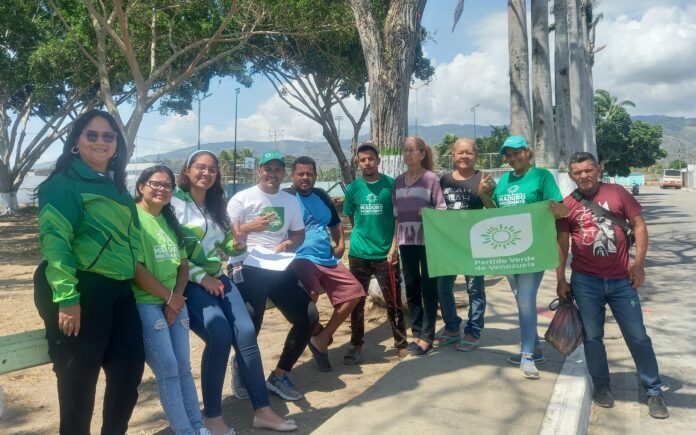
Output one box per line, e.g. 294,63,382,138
227,151,318,402
33,109,145,434
131,165,208,435
283,156,364,372
556,152,669,419
343,141,409,364
393,136,446,356
437,138,496,351
491,135,567,380
174,150,296,434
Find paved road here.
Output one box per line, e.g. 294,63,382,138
589,187,696,434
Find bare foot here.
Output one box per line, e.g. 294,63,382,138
204,416,233,435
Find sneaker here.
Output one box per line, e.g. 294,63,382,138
592,386,615,408
508,351,545,365
231,361,249,400
520,357,540,380
198,428,213,435
266,372,303,401
647,395,670,419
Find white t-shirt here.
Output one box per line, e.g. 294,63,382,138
226,185,304,263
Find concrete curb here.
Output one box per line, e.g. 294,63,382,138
539,345,592,435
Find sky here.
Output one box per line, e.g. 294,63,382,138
37,0,696,162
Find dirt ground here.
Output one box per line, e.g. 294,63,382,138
0,208,456,434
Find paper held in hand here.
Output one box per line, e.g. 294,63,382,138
242,246,296,271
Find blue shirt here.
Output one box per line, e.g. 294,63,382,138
291,189,341,266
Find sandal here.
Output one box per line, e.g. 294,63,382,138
456,336,480,352
343,346,363,365
434,334,460,347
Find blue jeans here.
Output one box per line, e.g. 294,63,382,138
437,275,486,339
506,271,544,355
571,271,662,396
185,275,270,417
137,304,203,435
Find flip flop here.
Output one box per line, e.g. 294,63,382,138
308,339,332,372
343,347,363,365
456,337,481,352
434,334,460,347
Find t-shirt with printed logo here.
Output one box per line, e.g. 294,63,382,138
556,183,642,278
343,174,395,259
492,166,562,208
440,171,484,210
132,208,186,304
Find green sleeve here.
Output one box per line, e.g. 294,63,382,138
38,180,82,307
541,169,563,201
182,228,221,281
342,187,355,217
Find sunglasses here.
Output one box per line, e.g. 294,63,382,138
82,130,117,143
190,163,219,175
145,181,174,192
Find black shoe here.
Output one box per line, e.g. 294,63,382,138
592,386,615,408
647,395,670,419
410,344,433,356
407,342,420,352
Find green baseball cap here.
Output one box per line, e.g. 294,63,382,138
259,150,285,166
499,135,529,155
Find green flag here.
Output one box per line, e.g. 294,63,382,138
422,201,559,277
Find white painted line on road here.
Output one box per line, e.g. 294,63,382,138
539,345,592,435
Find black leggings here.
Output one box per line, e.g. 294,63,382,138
233,265,318,372
399,245,439,344
34,262,145,435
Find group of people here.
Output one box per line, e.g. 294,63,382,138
33,109,668,435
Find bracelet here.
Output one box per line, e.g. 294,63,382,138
166,290,174,305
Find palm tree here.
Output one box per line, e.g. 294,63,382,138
508,0,532,141
594,89,636,121
554,0,573,161
531,0,557,167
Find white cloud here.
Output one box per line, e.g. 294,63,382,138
593,4,696,117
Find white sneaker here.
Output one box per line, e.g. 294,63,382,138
231,361,249,400
520,357,540,380
198,428,212,435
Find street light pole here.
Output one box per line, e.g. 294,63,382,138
471,103,480,141
196,92,212,150
233,88,240,189
410,83,426,136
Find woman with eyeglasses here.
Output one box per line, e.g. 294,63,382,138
491,136,567,380
131,165,210,434
33,110,145,434
172,151,296,434
392,136,446,356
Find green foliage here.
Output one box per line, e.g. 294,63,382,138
595,90,667,176
475,126,508,168
668,159,687,169
435,133,458,170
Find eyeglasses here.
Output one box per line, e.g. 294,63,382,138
403,148,420,154
190,163,219,174
82,130,117,143
145,181,174,192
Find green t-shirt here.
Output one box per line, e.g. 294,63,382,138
132,208,186,304
492,166,563,207
343,174,395,259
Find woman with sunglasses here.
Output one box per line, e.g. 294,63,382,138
33,110,145,434
131,165,210,435
172,150,296,434
491,136,567,380
392,136,446,356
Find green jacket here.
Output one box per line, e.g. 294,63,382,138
38,158,141,307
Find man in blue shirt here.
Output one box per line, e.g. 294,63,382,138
285,156,365,372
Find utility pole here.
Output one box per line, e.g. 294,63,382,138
269,128,283,151
233,88,240,189
335,114,344,140
471,103,480,141
410,83,426,136
195,92,212,150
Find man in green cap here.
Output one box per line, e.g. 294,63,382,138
226,151,319,401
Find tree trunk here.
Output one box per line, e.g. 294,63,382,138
531,0,557,167
347,0,426,177
554,0,572,165
0,191,19,215
568,0,587,156
322,128,354,184
580,0,596,156
508,0,532,142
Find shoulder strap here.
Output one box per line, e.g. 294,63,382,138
571,189,632,233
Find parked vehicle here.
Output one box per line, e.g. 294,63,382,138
660,169,683,189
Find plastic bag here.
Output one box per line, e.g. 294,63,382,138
544,297,584,356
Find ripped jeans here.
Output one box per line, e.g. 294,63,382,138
137,304,204,435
